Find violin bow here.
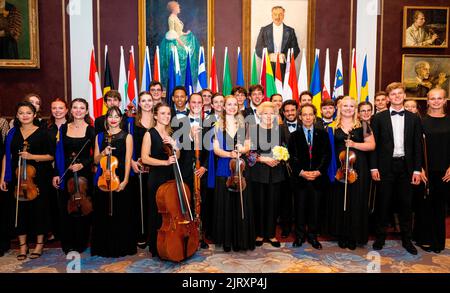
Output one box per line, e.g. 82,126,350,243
59,139,91,182
343,133,352,212
237,148,245,220
14,155,22,228
422,134,430,199
173,144,194,221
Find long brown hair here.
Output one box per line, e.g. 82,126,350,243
47,98,69,128
153,102,173,135
217,95,245,132
68,98,92,125
135,91,154,128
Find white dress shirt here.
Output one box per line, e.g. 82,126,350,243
390,107,405,157
273,23,283,53
286,120,298,133
250,104,261,124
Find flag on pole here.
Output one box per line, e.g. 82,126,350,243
250,49,258,86
332,49,344,100
349,48,358,100
275,53,283,94
282,49,292,101
298,49,308,93
288,49,299,104
185,50,194,97
360,54,369,102
88,47,103,121
310,49,322,116
118,46,128,112
222,47,232,95
209,47,218,92
322,48,331,101
103,45,115,114
261,48,277,100
173,46,182,86
196,46,207,91
153,46,161,82
236,47,245,87
127,46,138,109
166,48,176,107
140,45,152,92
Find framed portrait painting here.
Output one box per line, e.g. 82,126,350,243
402,6,449,48
0,0,39,68
401,54,450,99
138,0,213,91
242,0,314,85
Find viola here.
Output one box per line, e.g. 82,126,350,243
15,141,39,201
97,133,120,216
67,153,93,216
156,142,199,262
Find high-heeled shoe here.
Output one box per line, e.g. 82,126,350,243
29,243,44,259
17,243,28,261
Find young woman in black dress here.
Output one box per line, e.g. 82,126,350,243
1,101,54,260
331,96,375,250
141,103,179,257
127,91,155,248
415,88,450,253
52,98,95,254
91,106,134,257
212,95,255,252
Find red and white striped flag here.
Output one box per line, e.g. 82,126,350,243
322,48,331,101
88,48,103,121
153,46,161,82
127,46,138,109
209,47,218,92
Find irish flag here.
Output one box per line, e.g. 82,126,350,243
88,48,103,121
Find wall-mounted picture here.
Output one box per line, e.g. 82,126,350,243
243,0,311,83
0,0,39,68
402,54,450,99
140,0,213,90
402,6,448,48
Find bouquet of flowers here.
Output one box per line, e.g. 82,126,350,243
272,146,290,162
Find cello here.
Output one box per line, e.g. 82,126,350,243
97,133,120,216
15,141,39,227
156,143,199,262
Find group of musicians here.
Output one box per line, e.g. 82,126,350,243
0,80,449,261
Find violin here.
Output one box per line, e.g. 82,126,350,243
97,133,120,216
226,147,246,219
67,153,93,216
335,149,358,184
156,142,199,262
15,141,39,201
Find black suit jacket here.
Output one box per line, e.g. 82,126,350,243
242,107,258,126
255,23,300,59
369,110,422,177
288,126,331,186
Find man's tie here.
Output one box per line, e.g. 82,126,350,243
391,110,405,116
307,129,312,161
190,117,200,123
203,110,211,116
176,110,188,116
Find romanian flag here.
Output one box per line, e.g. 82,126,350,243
360,54,369,102
349,48,358,101
222,47,232,95
310,50,322,117
88,48,103,120
103,45,115,114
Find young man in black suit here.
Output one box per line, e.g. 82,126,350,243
242,84,264,125
288,104,331,250
370,82,422,255
94,90,128,134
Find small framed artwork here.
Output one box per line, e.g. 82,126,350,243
0,0,40,68
402,6,449,48
402,54,450,99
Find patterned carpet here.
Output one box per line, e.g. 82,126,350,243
1,240,449,273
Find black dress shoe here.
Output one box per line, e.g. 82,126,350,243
223,246,231,252
255,240,264,247
417,244,432,252
269,239,281,248
432,248,442,254
308,239,322,250
347,241,356,250
372,239,385,250
200,240,209,249
338,239,347,249
137,242,148,249
402,240,418,255
292,238,304,247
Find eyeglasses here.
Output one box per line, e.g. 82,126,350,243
202,95,212,98
150,88,162,93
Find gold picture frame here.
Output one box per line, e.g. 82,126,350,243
0,0,39,68
402,6,449,49
242,0,315,87
401,54,450,100
138,0,214,86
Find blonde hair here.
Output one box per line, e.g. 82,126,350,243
217,95,245,131
335,96,361,129
153,102,173,135
256,101,276,116
167,1,178,12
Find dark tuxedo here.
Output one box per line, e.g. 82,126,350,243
288,126,331,240
242,106,258,126
255,23,300,79
171,107,190,119
369,109,422,241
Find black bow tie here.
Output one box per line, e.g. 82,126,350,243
176,110,188,116
204,110,211,116
287,122,297,128
391,110,405,116
190,117,200,123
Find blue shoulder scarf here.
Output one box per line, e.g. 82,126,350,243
4,127,16,182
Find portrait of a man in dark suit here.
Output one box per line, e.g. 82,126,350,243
255,6,300,80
